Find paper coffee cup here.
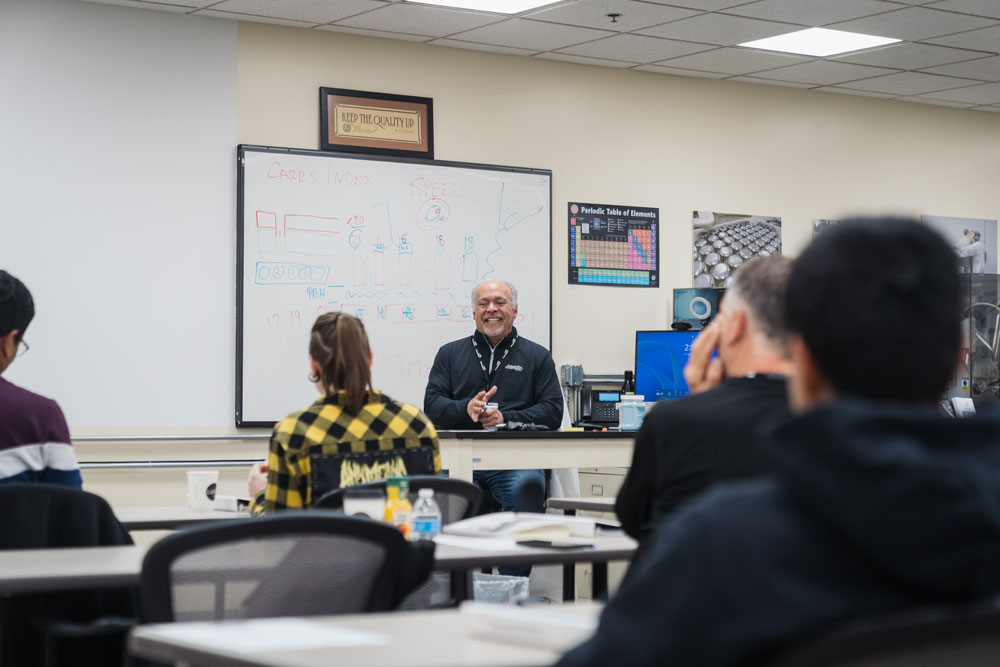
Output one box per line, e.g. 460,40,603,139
187,470,219,510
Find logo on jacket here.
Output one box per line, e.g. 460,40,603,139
505,364,523,372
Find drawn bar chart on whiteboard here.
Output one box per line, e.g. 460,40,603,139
237,146,552,427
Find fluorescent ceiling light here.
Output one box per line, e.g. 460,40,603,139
739,28,899,57
405,0,561,13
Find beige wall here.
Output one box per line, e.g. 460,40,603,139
237,23,1000,375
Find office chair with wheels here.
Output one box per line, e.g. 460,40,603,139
314,477,481,608
0,483,138,667
140,512,434,623
771,602,1000,667
314,475,482,524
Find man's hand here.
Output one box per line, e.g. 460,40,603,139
684,323,724,394
480,407,504,428
467,385,498,423
248,462,268,497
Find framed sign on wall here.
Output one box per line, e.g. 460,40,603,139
320,87,434,159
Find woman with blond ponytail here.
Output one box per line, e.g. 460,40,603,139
248,312,440,513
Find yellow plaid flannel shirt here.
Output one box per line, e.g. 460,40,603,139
250,389,440,514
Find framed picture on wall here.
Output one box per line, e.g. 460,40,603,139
320,87,434,159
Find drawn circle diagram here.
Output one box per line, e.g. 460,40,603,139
348,228,364,250
417,198,450,230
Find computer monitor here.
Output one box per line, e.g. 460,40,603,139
635,330,700,401
672,288,725,331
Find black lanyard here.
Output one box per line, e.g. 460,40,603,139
472,332,517,388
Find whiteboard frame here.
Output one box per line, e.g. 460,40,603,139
235,144,553,428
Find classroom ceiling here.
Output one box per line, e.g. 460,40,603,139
82,0,1000,113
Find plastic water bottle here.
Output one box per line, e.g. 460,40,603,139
411,488,442,541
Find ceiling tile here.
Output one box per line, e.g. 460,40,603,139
925,0,1000,20
637,13,805,45
833,42,990,69
318,25,433,41
727,76,815,87
633,64,729,78
835,70,977,93
921,81,1000,103
535,52,639,68
722,0,899,26
525,0,700,32
924,24,1000,51
922,54,1000,80
753,60,897,85
829,7,998,40
80,0,195,11
207,0,387,24
897,95,976,106
334,4,502,37
427,38,538,56
557,33,714,62
192,9,318,27
447,17,614,51
641,0,749,9
656,47,810,75
813,86,899,98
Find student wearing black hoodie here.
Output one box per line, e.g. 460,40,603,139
558,219,1000,667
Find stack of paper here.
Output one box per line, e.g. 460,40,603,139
443,512,612,540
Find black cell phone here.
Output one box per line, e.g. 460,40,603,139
516,540,594,549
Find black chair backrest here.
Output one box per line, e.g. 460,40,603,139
771,602,1000,667
0,484,137,666
310,446,438,502
0,483,132,550
141,512,428,623
314,475,482,524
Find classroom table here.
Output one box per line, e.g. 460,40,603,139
437,430,634,482
114,506,250,531
129,603,603,667
0,536,636,599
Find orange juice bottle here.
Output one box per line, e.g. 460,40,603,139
385,476,412,539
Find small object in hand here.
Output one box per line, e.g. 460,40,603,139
483,402,499,413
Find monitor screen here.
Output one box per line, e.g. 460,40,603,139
672,288,725,330
635,330,700,401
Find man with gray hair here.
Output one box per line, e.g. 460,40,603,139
424,279,562,572
616,256,792,545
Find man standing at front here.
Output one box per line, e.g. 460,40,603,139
424,280,562,522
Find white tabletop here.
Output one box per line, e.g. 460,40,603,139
130,603,602,667
114,506,250,530
0,535,635,596
0,545,148,594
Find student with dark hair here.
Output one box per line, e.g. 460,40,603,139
0,270,82,487
248,312,440,513
559,219,1000,667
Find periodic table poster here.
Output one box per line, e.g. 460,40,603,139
568,202,658,287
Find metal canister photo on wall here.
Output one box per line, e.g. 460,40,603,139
692,211,782,288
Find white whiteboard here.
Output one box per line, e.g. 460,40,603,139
238,146,552,426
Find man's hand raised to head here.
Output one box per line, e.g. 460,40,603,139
467,385,498,423
684,323,724,394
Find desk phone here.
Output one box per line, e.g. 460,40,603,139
580,388,620,425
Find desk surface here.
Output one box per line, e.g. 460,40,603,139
0,535,635,596
115,506,250,530
438,430,634,440
130,604,601,667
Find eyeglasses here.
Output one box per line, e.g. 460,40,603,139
15,339,29,358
